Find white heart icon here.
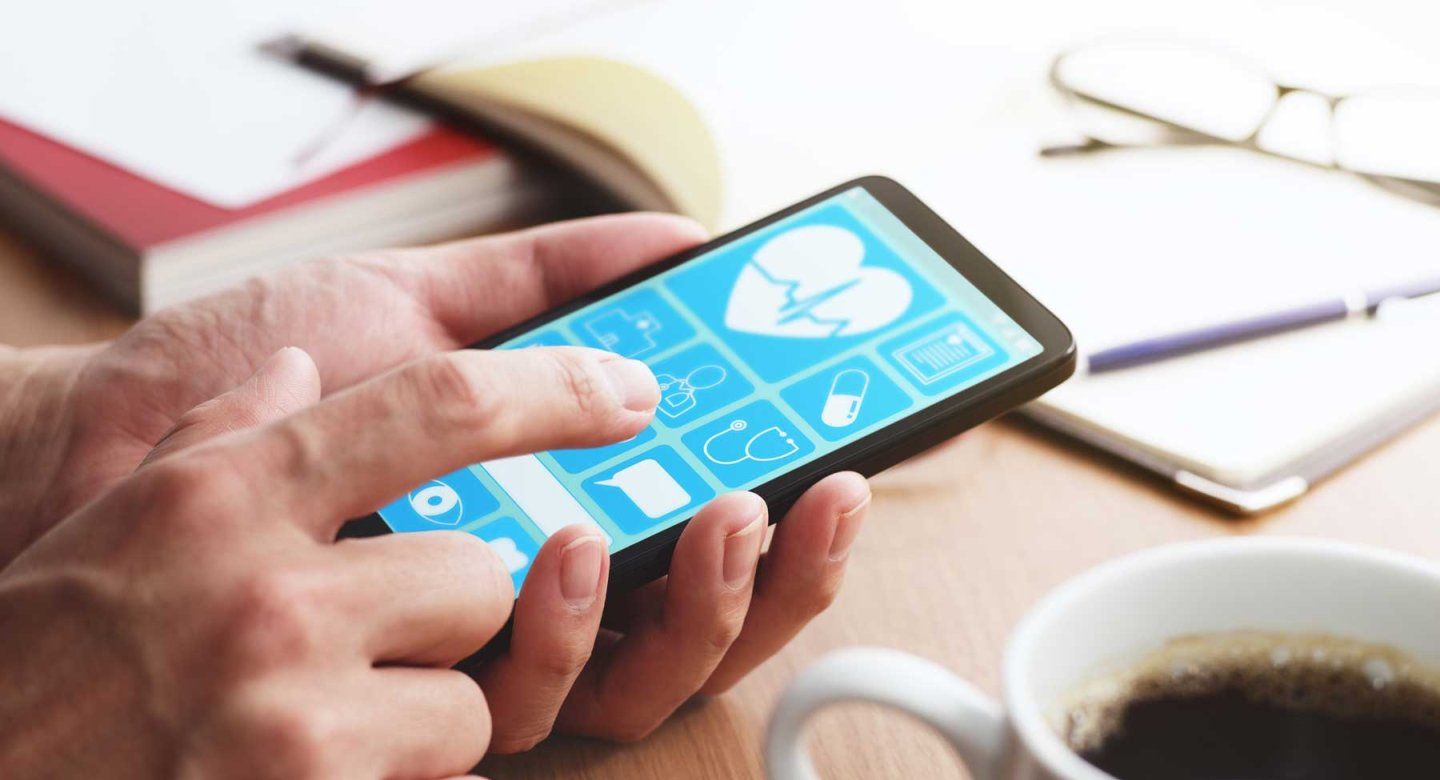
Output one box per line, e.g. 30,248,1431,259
724,225,912,339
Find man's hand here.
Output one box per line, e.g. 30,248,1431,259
0,213,872,757
0,343,657,777
0,214,713,561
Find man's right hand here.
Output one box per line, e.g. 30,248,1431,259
0,344,658,779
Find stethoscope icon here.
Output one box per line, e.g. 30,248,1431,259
702,419,801,465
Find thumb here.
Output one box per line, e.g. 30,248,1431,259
141,346,321,467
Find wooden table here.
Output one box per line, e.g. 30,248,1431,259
7,230,1440,780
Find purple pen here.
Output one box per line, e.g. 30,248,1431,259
1086,275,1440,373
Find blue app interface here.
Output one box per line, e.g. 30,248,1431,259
378,187,1043,591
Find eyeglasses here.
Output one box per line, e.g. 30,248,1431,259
1043,41,1440,199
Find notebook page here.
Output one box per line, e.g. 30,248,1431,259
1035,304,1440,484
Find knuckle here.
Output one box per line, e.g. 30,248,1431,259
410,353,503,436
531,638,593,680
331,250,408,287
169,399,218,433
259,420,324,482
236,270,284,307
702,623,743,655
241,703,341,778
130,455,241,528
699,610,747,655
547,349,606,419
135,457,209,505
798,578,843,619
224,569,328,667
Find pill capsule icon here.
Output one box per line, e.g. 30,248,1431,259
820,369,870,428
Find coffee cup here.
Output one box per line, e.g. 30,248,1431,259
766,537,1440,779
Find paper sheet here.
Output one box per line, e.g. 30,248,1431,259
0,0,433,207
0,0,636,208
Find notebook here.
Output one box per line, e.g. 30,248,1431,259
0,118,554,312
936,139,1440,512
1027,310,1440,512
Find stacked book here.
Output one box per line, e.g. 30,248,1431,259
0,117,557,313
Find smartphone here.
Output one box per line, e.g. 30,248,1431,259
341,177,1075,592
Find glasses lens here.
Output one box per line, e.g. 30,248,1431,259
1054,43,1277,143
1334,92,1440,184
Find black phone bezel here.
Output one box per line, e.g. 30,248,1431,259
340,175,1076,591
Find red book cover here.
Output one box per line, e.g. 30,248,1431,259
0,115,498,250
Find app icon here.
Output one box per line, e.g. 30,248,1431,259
725,224,911,339
880,313,1009,395
682,401,814,487
548,426,657,474
667,202,941,382
649,343,752,427
780,357,913,442
380,467,500,533
467,516,541,592
573,288,694,359
822,368,869,427
409,481,464,525
598,459,689,518
582,446,714,535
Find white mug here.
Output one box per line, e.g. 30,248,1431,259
766,537,1440,779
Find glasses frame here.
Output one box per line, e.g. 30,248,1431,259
1044,44,1440,199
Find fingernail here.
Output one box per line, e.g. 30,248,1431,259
828,494,870,562
723,516,764,589
600,357,659,412
560,534,604,608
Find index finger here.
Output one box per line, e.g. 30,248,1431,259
223,346,658,537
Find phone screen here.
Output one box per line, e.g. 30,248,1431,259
378,186,1044,590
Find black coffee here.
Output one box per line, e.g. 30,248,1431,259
1058,633,1440,780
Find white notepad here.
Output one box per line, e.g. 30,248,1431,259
1026,309,1440,512
926,140,1440,511
925,142,1440,511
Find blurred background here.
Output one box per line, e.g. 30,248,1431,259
3,2,1440,774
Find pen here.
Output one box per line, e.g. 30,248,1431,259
1085,275,1440,374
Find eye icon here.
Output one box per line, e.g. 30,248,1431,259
408,480,463,526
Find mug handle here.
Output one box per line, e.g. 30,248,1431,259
765,647,1007,780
